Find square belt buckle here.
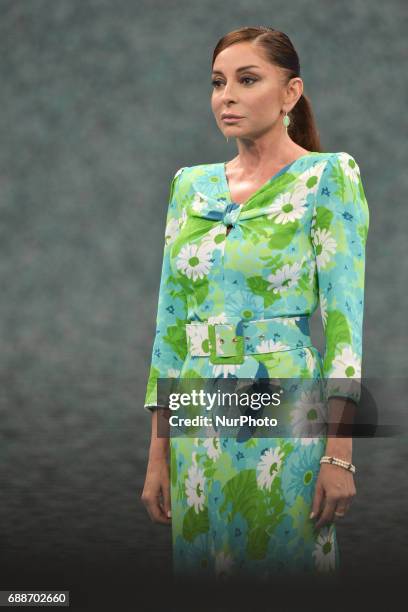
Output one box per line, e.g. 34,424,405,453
208,323,245,365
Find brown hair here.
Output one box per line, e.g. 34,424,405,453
212,26,322,152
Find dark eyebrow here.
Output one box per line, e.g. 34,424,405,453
211,65,261,76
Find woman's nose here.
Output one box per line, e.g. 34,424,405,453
222,83,237,100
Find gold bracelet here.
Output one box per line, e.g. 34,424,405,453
320,455,356,474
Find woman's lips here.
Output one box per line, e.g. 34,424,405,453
222,117,244,123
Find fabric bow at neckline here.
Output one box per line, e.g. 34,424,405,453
188,189,289,228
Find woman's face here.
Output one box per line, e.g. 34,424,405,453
211,41,301,140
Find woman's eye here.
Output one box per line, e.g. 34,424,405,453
211,77,257,88
241,77,256,85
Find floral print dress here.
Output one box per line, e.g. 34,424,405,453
143,151,369,579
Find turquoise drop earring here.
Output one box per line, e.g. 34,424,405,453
283,110,291,130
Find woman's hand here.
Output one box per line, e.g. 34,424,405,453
311,398,357,529
310,463,356,529
141,409,172,525
141,456,172,525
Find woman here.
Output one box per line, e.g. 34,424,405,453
141,26,369,580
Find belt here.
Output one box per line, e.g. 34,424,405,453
185,315,313,365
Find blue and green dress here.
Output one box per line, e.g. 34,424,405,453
143,151,369,579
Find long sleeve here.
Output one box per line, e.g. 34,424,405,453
311,152,369,406
143,167,189,413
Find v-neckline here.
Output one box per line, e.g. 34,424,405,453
220,152,316,208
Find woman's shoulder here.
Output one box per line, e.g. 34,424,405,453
171,162,222,190
169,163,220,204
321,150,361,168
173,162,220,176
314,152,363,187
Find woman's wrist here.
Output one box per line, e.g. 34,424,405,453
149,409,170,461
325,437,353,463
149,437,169,460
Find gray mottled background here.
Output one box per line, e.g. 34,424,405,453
0,0,407,608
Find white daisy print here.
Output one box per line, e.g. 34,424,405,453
293,165,321,194
185,464,206,513
256,339,290,353
311,210,317,236
191,191,209,213
177,243,213,281
203,437,222,461
256,447,285,490
165,217,180,245
331,346,361,378
337,152,360,183
207,313,229,325
267,261,303,294
308,258,316,285
200,225,227,253
212,363,240,378
291,389,327,443
320,292,328,328
186,324,210,356
267,192,307,224
312,228,337,269
313,525,336,572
